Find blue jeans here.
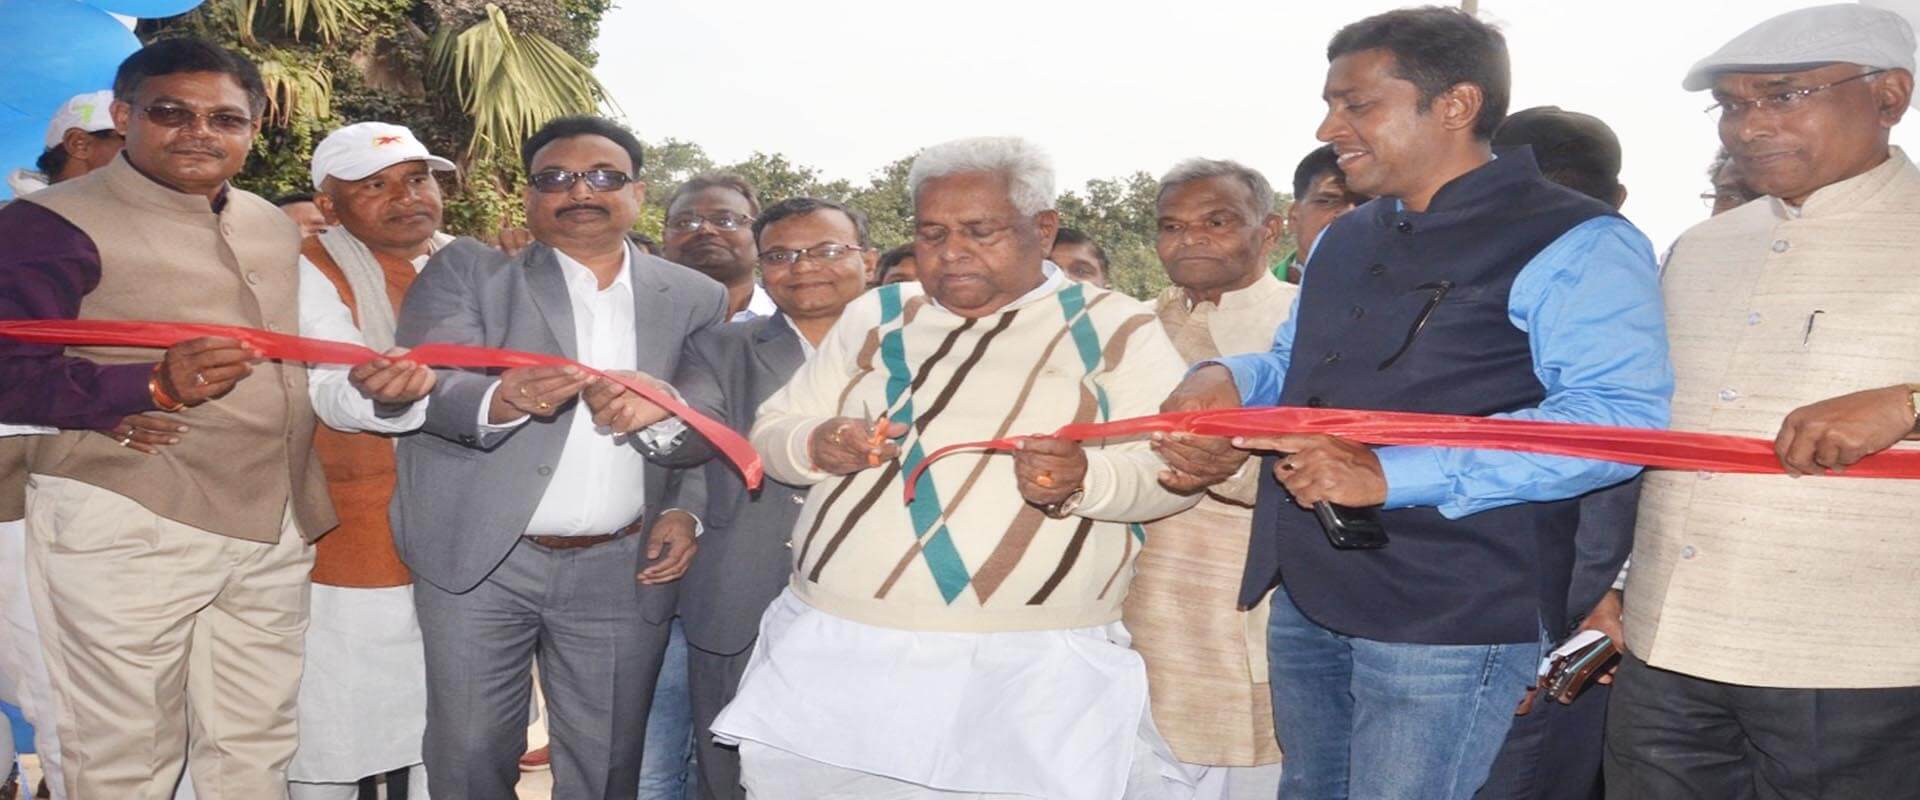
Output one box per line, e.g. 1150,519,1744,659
637,618,697,800
1267,585,1543,800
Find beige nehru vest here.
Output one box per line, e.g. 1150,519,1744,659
22,157,335,543
1626,149,1920,689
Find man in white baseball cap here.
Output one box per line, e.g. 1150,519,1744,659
4,90,123,199
287,119,453,800
1610,5,1920,798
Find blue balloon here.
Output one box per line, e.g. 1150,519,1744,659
0,104,50,202
82,0,203,17
0,0,140,127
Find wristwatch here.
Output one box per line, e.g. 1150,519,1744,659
1039,487,1085,519
1908,384,1920,433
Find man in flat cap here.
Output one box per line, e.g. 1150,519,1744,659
1608,5,1920,798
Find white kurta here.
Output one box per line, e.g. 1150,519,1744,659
288,251,431,785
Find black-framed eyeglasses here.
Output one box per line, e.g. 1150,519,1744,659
529,168,634,194
759,243,866,267
139,104,253,135
667,211,754,234
1704,69,1886,119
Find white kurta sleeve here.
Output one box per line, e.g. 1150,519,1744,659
299,256,429,434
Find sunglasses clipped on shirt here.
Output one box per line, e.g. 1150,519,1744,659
529,168,636,194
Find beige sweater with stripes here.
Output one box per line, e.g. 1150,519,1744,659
752,276,1198,632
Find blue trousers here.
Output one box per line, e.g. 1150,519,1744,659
636,618,697,800
1267,586,1543,800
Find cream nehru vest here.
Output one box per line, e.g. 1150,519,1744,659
22,156,334,543
1627,149,1920,688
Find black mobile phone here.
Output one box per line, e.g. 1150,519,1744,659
1313,500,1389,549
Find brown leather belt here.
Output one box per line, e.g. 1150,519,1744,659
523,518,645,550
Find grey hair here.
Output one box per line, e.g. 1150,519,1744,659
1157,158,1277,219
907,136,1056,216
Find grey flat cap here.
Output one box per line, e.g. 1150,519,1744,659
1683,3,1916,91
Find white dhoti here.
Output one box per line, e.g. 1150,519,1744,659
715,590,1195,800
287,583,429,790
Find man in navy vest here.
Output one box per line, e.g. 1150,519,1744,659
1158,8,1673,798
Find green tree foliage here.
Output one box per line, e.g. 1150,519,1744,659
1057,172,1166,299
146,0,602,230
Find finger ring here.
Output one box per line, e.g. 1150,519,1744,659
1035,470,1055,488
116,432,133,447
193,372,208,387
537,400,552,411
1281,461,1297,472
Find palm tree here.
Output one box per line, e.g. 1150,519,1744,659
430,3,607,160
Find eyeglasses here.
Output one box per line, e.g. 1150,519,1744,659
139,104,253,135
667,212,755,234
1704,69,1886,119
529,168,634,193
759,243,866,267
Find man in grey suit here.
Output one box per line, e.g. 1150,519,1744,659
392,115,726,800
659,197,877,800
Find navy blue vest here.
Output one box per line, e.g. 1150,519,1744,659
1239,150,1617,645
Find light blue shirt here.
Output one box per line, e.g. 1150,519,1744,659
1213,215,1674,519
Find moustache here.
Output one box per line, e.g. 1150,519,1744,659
556,204,609,219
168,145,226,159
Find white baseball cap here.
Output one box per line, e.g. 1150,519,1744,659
1684,4,1917,91
43,91,116,149
310,121,457,191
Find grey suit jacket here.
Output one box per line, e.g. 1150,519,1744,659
1564,475,1640,632
390,238,728,616
659,313,810,655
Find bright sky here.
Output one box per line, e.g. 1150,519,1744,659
596,0,1920,253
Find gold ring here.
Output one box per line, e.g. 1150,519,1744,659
1035,471,1055,488
537,400,552,411
193,372,208,387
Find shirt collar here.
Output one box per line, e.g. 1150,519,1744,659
1185,271,1288,311
780,313,817,358
1786,146,1910,220
924,261,1066,314
120,152,231,213
553,244,633,293
735,283,779,321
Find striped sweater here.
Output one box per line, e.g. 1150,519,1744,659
752,276,1198,632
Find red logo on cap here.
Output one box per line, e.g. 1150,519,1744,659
374,135,403,146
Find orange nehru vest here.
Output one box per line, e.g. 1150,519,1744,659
303,236,418,588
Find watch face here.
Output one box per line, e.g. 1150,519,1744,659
1045,488,1085,519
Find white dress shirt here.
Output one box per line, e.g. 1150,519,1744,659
735,283,778,322
297,255,432,436
780,314,817,359
479,248,652,536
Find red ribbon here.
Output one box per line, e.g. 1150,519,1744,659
903,406,1920,502
0,319,763,489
